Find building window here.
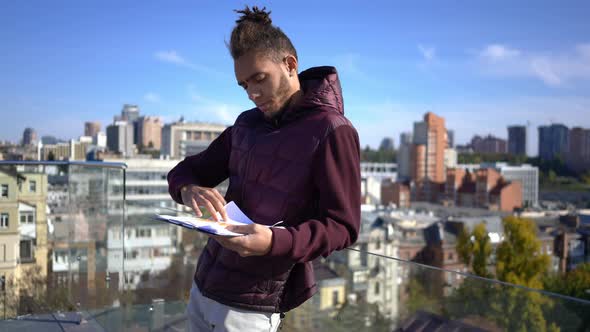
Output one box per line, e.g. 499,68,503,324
375,282,380,295
332,290,339,307
29,180,37,193
137,228,152,238
0,213,8,228
1,184,8,198
20,240,34,261
447,253,454,261
20,211,35,224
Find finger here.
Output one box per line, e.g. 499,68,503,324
211,190,229,220
196,194,220,221
190,197,202,217
201,190,228,221
212,189,227,207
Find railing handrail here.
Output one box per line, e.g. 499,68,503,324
0,160,127,169
347,247,590,306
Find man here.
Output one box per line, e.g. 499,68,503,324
167,6,361,331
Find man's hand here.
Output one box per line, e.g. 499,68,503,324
180,184,228,221
210,224,273,257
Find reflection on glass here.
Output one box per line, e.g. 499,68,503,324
0,162,589,331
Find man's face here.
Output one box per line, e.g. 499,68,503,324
235,51,294,119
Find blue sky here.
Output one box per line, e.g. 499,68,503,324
1,1,590,156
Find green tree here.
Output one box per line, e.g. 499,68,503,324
496,216,550,288
448,216,559,332
544,263,590,331
457,223,492,277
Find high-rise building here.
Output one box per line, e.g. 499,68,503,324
93,132,107,148
116,104,141,144
106,121,134,157
137,116,163,150
566,127,590,173
447,129,455,148
508,125,527,156
40,139,90,160
471,135,507,154
120,104,140,122
22,128,37,146
538,124,569,160
411,112,447,201
84,122,101,137
161,120,227,159
379,137,395,151
398,132,413,180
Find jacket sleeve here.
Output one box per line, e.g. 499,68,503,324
167,126,232,204
267,124,361,263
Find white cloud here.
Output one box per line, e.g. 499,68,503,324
479,44,520,61
155,50,188,65
154,50,227,78
187,85,245,124
475,43,590,86
418,44,436,61
144,92,161,103
347,96,590,156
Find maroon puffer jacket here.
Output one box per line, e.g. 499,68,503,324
167,66,361,313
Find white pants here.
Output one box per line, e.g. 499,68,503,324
186,281,281,332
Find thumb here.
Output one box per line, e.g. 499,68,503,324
226,224,254,234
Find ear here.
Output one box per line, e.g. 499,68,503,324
283,55,298,76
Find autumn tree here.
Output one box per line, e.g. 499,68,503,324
457,223,492,278
496,216,550,288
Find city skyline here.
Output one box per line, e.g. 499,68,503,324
2,1,590,155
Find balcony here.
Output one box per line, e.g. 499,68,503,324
0,161,589,331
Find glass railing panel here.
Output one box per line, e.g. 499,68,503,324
0,161,126,321
281,249,590,332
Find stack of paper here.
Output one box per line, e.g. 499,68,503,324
154,201,281,237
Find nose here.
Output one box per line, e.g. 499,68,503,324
247,87,261,102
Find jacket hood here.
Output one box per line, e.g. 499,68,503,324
276,66,344,125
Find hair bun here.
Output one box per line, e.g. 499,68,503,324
235,6,272,26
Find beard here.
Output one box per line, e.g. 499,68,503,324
263,74,293,120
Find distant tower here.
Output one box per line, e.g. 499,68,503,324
508,125,527,156
84,121,101,137
22,127,37,146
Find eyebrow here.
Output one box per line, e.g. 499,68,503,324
237,72,263,87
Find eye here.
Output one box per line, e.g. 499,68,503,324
255,74,266,82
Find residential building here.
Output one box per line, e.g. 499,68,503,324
107,216,178,290
84,122,101,137
106,120,134,157
538,124,569,160
411,112,448,202
22,128,37,146
566,127,590,173
508,125,527,156
381,180,410,208
446,167,523,212
0,166,49,317
482,162,539,207
447,129,455,148
40,139,91,161
286,260,347,331
137,116,163,150
471,135,507,154
397,132,413,180
161,120,227,159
